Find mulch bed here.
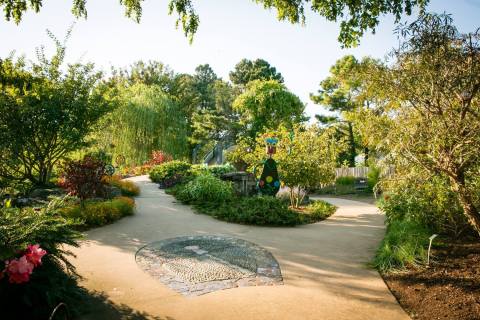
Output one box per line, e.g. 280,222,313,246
382,238,480,320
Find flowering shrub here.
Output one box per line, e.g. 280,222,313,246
59,156,106,200
2,244,47,284
0,197,82,318
146,150,173,166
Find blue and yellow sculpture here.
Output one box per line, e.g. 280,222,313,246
257,137,281,196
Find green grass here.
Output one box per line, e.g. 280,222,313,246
373,220,430,272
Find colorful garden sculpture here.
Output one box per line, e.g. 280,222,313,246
257,137,281,196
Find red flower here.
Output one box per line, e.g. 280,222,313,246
25,244,47,267
5,256,34,284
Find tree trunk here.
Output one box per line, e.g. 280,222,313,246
450,175,480,236
347,122,356,167
364,147,369,166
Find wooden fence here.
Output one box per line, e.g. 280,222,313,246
335,166,395,178
335,167,370,178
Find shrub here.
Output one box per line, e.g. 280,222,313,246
146,150,173,166
103,175,140,197
60,196,135,228
0,197,84,319
86,150,113,165
336,176,355,185
204,164,236,178
199,196,302,226
149,160,192,187
367,166,381,193
176,174,234,203
304,200,337,222
373,220,430,272
379,175,470,237
59,156,106,200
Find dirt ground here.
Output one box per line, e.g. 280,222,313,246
383,239,480,320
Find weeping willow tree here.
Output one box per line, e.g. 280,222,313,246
95,83,190,166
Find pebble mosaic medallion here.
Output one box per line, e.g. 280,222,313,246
135,235,283,296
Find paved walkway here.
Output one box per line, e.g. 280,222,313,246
70,175,409,320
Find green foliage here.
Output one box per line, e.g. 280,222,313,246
0,0,428,47
191,164,236,178
149,160,192,184
335,176,355,186
176,174,234,203
311,55,370,166
94,83,189,166
199,196,302,226
355,13,480,235
373,220,430,272
104,176,140,197
229,125,339,207
0,197,84,318
229,58,284,86
379,174,471,237
367,166,381,192
233,80,306,139
60,196,135,228
303,200,337,222
0,31,113,185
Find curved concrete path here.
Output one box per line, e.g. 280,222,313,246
70,176,408,320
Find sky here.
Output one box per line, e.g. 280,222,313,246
1,0,479,119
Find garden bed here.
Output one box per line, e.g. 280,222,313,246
382,237,480,320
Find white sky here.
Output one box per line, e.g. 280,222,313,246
1,0,479,118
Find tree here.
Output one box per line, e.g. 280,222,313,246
0,0,428,47
356,13,480,235
111,60,177,94
190,80,240,146
94,83,190,165
229,125,339,207
233,80,306,140
311,55,361,166
192,64,218,110
229,58,284,86
0,33,113,186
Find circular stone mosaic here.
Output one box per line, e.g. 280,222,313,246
135,235,283,296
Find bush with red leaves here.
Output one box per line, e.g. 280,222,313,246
146,150,173,166
59,156,106,200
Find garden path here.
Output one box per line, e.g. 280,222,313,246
70,175,409,320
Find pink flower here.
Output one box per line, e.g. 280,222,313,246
25,244,47,267
5,256,34,284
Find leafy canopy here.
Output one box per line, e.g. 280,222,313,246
233,79,306,140
229,58,284,86
0,0,428,47
0,30,113,185
355,13,480,235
